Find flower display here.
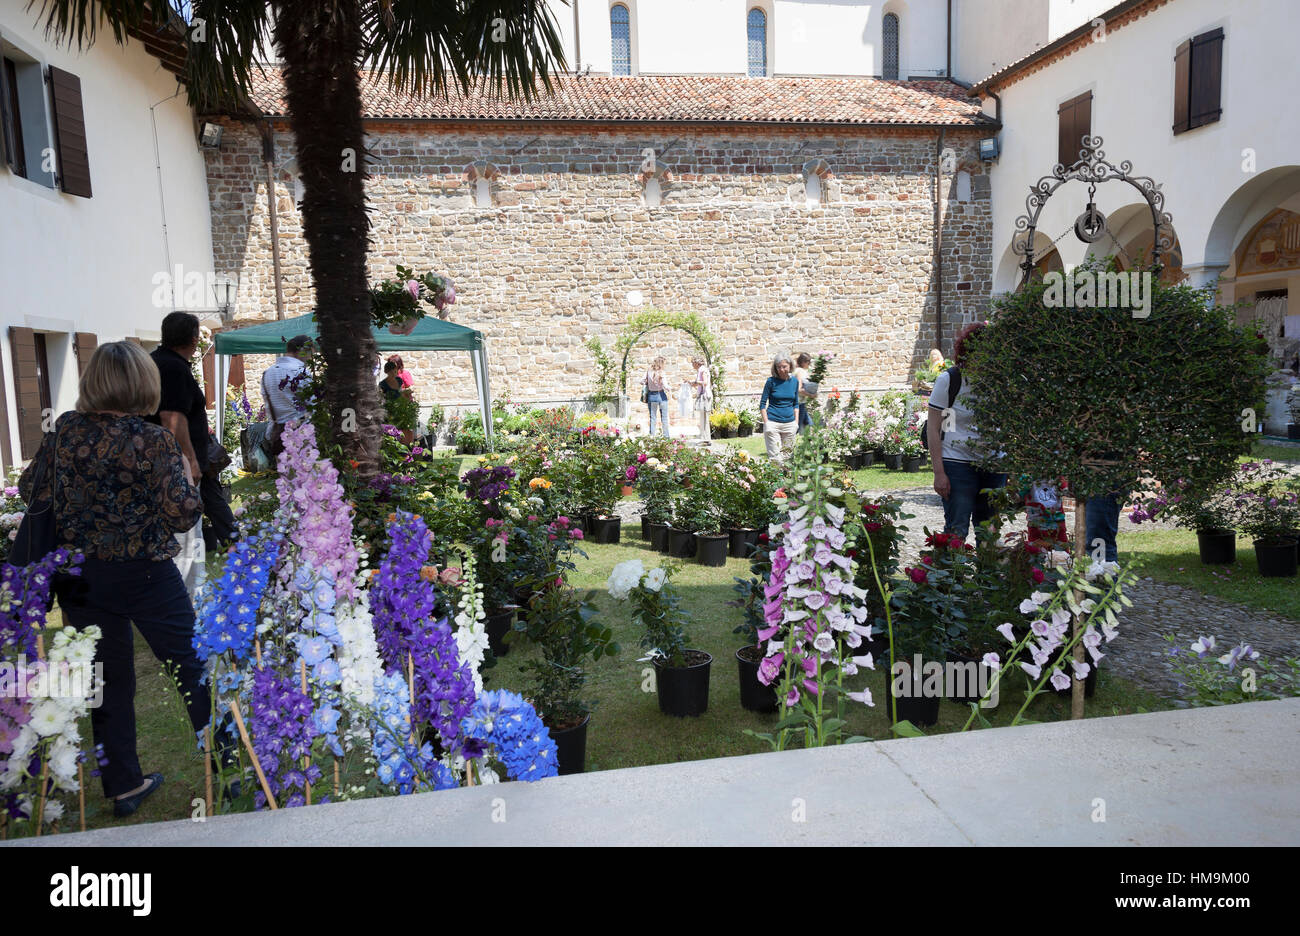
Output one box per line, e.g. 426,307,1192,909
275,422,360,600
370,672,456,795
245,665,323,809
459,690,558,782
193,530,281,663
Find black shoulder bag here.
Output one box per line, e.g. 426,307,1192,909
10,428,61,567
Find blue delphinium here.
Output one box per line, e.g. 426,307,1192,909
371,673,456,794
461,690,558,782
193,529,281,663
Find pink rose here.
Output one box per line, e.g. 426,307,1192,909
405,280,420,299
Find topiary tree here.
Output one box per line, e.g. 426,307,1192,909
968,262,1268,507
965,259,1269,715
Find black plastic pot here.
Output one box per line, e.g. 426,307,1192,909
858,450,875,468
641,516,651,540
886,688,940,727
902,455,922,473
647,522,671,552
550,715,591,776
1196,529,1236,565
844,453,864,470
484,608,514,658
655,650,712,717
1290,424,1300,440
883,453,903,470
736,647,778,713
668,528,697,558
728,528,759,559
873,448,886,462
696,533,729,567
738,425,753,437
943,650,987,705
587,516,622,544
1254,537,1298,577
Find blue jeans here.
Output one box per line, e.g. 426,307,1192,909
941,459,1008,540
647,391,669,437
1085,493,1123,562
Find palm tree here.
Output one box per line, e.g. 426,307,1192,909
29,0,566,474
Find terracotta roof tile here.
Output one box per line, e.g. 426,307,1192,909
245,68,995,127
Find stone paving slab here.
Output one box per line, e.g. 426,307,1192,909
10,699,1298,847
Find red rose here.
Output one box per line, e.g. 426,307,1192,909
1025,543,1042,555
920,555,933,565
1031,567,1045,583
907,567,928,584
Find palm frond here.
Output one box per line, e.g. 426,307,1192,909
26,0,171,53
362,0,567,102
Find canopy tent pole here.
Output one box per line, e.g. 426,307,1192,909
471,343,494,451
216,353,229,443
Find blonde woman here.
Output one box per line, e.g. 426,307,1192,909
20,341,207,817
645,356,670,437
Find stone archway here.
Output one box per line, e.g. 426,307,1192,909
614,309,726,403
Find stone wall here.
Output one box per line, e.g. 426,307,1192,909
204,119,993,411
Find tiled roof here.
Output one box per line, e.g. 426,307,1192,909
243,68,995,127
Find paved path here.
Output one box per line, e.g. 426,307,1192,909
12,700,1298,846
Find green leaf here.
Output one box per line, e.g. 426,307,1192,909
891,720,927,738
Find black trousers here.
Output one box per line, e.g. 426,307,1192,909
57,557,210,798
200,472,237,552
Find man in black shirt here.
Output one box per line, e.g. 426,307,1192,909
149,312,236,552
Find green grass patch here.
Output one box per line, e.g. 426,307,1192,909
1118,528,1300,621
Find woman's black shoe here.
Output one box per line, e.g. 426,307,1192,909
113,773,164,818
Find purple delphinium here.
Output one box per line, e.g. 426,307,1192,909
1,548,84,659
245,665,323,810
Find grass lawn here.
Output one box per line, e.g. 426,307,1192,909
718,435,933,492
1117,528,1300,621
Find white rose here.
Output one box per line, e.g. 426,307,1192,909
605,559,645,600
643,567,667,592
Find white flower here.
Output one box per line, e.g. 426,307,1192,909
606,559,645,600
42,801,65,823
29,700,69,737
852,653,875,670
812,632,835,653
48,738,80,783
1191,635,1216,656
643,567,667,592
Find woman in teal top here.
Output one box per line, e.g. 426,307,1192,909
759,356,801,460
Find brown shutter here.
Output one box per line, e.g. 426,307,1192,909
1057,92,1091,168
48,66,91,198
1173,39,1192,134
230,354,245,389
9,327,45,459
73,332,97,374
0,344,13,472
202,346,215,407
1189,28,1223,129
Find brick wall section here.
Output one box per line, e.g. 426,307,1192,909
204,119,993,411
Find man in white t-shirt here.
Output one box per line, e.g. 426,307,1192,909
260,334,313,460
925,326,1007,540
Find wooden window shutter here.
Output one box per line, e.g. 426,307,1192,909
1189,28,1223,129
230,354,245,388
202,346,215,408
47,66,91,198
73,332,97,374
0,343,13,472
1058,92,1091,168
8,327,45,459
1173,39,1191,133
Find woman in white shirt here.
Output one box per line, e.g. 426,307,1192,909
690,356,712,442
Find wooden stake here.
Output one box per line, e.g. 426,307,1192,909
1071,499,1087,721
203,726,214,818
34,760,48,836
78,762,86,832
229,698,277,810
406,651,417,744
299,659,311,806
333,760,340,800
254,639,262,665
36,633,45,662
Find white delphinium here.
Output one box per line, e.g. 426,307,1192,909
453,550,489,693
335,593,383,710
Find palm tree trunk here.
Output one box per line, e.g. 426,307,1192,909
274,0,380,475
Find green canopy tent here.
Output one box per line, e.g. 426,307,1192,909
213,312,493,447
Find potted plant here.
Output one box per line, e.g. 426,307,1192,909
369,264,456,335
721,452,779,559
608,560,710,717
880,425,906,470
425,403,446,447
680,479,728,566
729,542,779,713
737,408,756,438
577,445,624,543
639,454,675,552
1237,466,1300,577
900,431,925,472
513,583,620,774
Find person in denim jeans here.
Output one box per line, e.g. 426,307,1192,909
1086,492,1123,562
644,357,670,437
926,324,1008,540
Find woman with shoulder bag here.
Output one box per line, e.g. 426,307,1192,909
645,356,669,437
20,342,212,817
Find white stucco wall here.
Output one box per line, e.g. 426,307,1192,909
562,0,950,77
0,0,216,469
953,0,1050,84
982,0,1300,294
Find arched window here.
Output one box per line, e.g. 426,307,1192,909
955,170,971,203
611,4,631,76
747,8,768,77
882,13,900,80
644,176,662,207
474,177,492,208
802,158,831,207
465,161,500,208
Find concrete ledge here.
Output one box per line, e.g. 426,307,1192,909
10,699,1300,846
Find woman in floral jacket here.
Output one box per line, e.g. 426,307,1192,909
21,341,209,817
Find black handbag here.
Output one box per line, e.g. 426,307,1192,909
10,430,60,567
204,435,232,477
